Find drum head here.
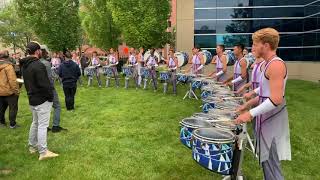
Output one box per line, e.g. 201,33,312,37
214,120,237,131
193,127,234,143
175,51,188,68
180,118,212,128
201,50,213,65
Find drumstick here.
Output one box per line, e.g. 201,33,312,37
222,97,243,100
205,119,234,123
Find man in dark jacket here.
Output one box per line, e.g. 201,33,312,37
80,52,89,77
40,45,67,133
20,41,59,160
58,50,81,111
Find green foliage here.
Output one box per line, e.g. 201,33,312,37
109,0,171,49
80,0,121,50
16,0,82,51
0,4,35,52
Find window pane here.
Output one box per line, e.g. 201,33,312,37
194,35,216,48
195,21,216,34
195,0,216,8
303,32,320,46
279,34,303,47
304,16,319,31
305,1,320,16
278,48,303,61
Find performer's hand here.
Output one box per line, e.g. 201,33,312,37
235,105,247,114
243,92,253,101
234,111,252,124
225,82,232,87
212,74,217,78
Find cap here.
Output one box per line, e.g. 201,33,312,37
26,41,41,55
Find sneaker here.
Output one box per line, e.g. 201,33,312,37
9,124,20,129
29,147,37,154
52,126,68,133
39,150,59,161
47,127,52,131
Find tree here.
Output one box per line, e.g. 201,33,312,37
80,0,121,50
0,4,35,52
108,0,171,49
16,0,82,51
223,3,251,47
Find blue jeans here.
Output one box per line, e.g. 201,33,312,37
52,89,61,127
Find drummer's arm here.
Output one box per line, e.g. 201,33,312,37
240,60,247,79
222,55,228,73
223,76,233,84
239,96,259,111
200,54,205,65
195,54,205,73
174,58,178,69
236,82,252,94
211,55,217,64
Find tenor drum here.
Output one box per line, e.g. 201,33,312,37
192,127,235,175
180,118,212,148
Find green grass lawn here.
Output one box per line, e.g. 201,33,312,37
0,78,319,180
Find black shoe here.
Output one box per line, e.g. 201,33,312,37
52,126,68,133
9,124,20,129
47,127,52,131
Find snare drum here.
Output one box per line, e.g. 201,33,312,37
177,73,188,83
141,67,150,78
85,66,96,77
192,78,204,89
187,74,196,83
180,118,212,148
102,66,113,77
201,86,215,100
159,71,170,81
214,121,237,132
122,66,133,77
202,99,215,113
192,127,235,175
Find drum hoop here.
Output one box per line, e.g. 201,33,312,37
192,134,235,144
180,120,212,129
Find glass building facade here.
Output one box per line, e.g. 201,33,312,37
194,0,320,61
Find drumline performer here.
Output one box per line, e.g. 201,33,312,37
137,47,144,86
235,28,291,180
165,49,178,95
223,44,248,92
108,48,120,88
208,44,228,82
146,48,158,92
127,48,139,88
186,45,205,76
235,51,265,95
72,52,83,86
90,51,102,87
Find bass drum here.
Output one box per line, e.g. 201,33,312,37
224,50,235,66
200,50,213,65
143,50,161,63
244,52,255,68
175,51,189,68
